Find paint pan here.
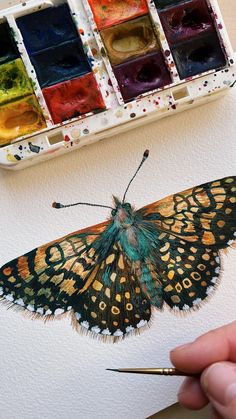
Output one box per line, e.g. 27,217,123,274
0,95,46,146
30,39,91,88
43,73,105,124
172,32,226,79
113,51,171,101
159,0,215,44
0,21,19,64
101,15,160,66
87,0,148,30
16,3,79,54
0,59,33,105
0,0,234,169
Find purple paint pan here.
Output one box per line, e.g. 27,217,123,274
113,51,172,101
159,0,215,45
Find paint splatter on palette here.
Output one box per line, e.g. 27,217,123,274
0,0,235,169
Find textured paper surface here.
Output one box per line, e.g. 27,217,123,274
0,1,236,419
0,88,235,419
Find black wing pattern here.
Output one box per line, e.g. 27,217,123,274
137,176,236,310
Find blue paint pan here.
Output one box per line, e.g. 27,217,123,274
16,3,79,54
172,33,227,79
30,39,91,88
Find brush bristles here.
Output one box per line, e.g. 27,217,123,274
52,202,63,209
144,150,149,159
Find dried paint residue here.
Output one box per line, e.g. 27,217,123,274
43,73,105,124
0,95,46,145
88,0,148,30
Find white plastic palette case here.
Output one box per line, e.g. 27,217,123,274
0,0,235,170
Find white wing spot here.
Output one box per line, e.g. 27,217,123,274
215,267,220,274
102,328,111,335
206,286,214,295
228,240,234,245
36,308,44,315
113,329,123,337
0,287,3,296
15,298,24,307
137,320,147,328
215,257,220,264
5,294,14,302
54,308,64,316
126,326,134,333
27,304,35,312
91,326,101,334
211,277,218,284
76,313,81,320
81,321,89,329
182,304,191,310
45,309,52,316
193,299,202,306
67,306,72,311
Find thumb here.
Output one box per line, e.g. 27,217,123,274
201,362,236,419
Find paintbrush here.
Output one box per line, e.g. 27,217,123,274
107,368,196,377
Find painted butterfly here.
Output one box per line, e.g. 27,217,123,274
0,151,235,341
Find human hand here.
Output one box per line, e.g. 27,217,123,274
170,321,236,419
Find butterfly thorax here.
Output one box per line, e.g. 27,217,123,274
112,199,135,229
110,198,143,253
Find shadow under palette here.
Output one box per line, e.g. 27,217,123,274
0,0,234,169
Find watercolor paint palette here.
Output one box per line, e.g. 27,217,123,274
0,0,235,169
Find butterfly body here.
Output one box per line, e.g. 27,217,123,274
0,154,235,341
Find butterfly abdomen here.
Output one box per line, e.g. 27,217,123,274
134,262,163,309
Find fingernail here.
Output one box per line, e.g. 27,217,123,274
202,363,236,406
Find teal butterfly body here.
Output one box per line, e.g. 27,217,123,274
0,170,236,341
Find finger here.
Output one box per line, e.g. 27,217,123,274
170,321,236,374
177,377,209,410
201,362,236,419
209,399,236,419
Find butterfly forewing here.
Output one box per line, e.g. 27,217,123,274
138,176,236,248
0,221,109,316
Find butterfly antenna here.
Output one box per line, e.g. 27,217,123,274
122,150,149,203
52,202,113,210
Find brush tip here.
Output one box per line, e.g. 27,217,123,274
144,150,149,159
52,202,62,209
106,368,119,372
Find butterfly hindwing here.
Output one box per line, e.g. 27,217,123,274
138,176,236,249
160,242,221,310
72,243,151,339
0,221,109,316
